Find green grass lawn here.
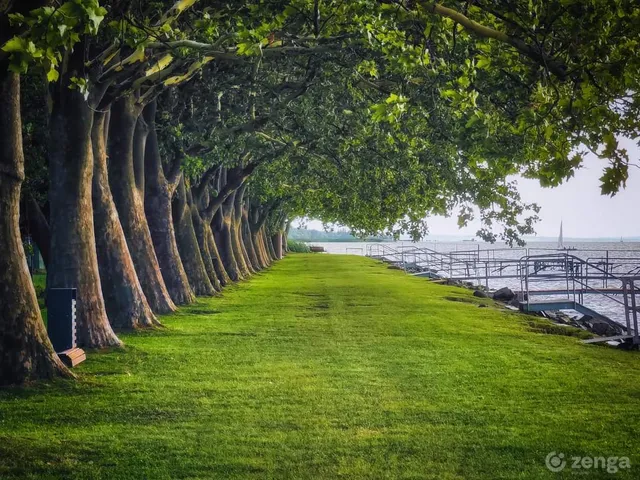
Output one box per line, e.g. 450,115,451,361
32,273,47,324
1,254,639,479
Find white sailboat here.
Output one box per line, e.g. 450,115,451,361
557,221,564,249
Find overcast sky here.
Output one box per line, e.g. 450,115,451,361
298,138,639,239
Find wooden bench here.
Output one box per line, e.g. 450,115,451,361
58,348,86,368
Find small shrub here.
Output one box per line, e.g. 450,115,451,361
32,274,46,299
287,239,311,253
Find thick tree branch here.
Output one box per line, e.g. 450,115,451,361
192,164,220,204
393,1,569,79
428,2,568,79
147,41,344,60
166,151,183,192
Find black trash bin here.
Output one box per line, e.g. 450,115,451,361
47,288,85,367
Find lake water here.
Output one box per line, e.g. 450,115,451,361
308,240,640,327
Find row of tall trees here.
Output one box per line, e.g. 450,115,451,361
1,0,638,385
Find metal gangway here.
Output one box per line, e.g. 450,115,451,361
367,243,527,286
519,253,639,345
366,244,640,345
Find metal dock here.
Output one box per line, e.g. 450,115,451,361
366,244,640,345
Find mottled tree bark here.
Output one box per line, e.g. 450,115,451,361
190,168,226,289
271,214,287,260
241,199,261,271
208,164,260,281
191,200,222,291
248,204,270,269
143,101,194,305
92,110,159,330
264,226,277,263
205,220,231,286
212,193,242,282
0,69,71,385
133,115,149,196
256,227,271,268
263,215,278,261
271,232,283,260
283,222,291,254
195,169,249,288
47,51,121,348
173,177,216,296
108,95,176,314
231,186,253,277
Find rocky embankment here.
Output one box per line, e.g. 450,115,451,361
384,259,628,344
434,277,626,342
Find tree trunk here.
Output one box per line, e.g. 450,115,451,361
143,102,194,305
173,177,216,296
133,115,148,196
0,70,71,385
241,204,261,271
191,201,222,291
263,227,275,264
108,95,176,314
205,220,231,286
240,234,253,273
47,57,122,348
265,226,277,261
24,195,50,268
92,110,159,330
255,226,271,268
251,229,268,269
212,195,242,282
271,232,283,260
248,205,270,269
231,186,253,277
283,221,291,254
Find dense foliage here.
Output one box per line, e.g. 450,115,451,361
4,0,638,242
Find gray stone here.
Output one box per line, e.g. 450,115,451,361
590,320,618,337
493,287,515,302
473,290,488,298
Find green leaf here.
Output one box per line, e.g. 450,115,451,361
465,114,480,128
476,56,491,69
46,66,59,82
1,37,28,53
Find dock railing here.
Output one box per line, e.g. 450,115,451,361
367,244,640,341
367,244,528,287
518,253,639,341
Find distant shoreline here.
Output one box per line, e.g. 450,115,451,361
289,228,640,244
297,238,640,244
296,238,392,243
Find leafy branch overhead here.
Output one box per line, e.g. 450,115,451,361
3,0,639,243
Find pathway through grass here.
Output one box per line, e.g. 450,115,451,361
1,254,639,479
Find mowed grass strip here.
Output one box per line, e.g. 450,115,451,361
1,254,639,479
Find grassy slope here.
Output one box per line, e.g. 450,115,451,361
32,273,47,324
1,255,639,479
